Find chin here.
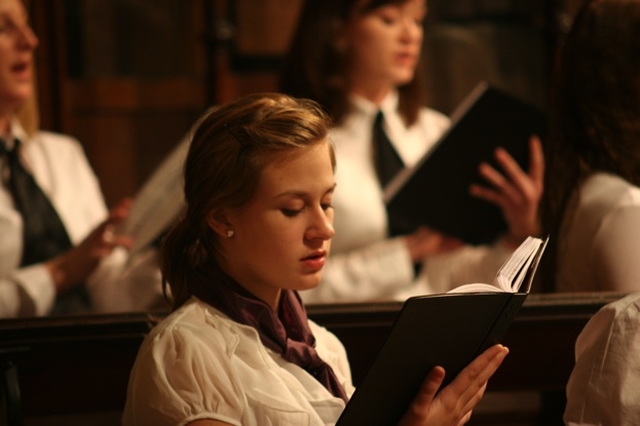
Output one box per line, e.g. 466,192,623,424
296,275,323,292
5,90,32,109
393,73,415,87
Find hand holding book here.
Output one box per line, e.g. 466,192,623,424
336,236,548,425
398,344,509,426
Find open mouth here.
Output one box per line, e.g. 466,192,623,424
11,62,30,77
302,252,324,261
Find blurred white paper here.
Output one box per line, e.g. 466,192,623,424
117,135,189,256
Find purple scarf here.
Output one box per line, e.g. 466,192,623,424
191,265,348,402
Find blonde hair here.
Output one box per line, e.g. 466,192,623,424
16,86,39,137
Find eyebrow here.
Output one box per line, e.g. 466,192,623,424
274,183,337,200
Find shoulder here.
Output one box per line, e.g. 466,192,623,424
129,298,268,396
579,172,640,209
147,298,253,351
574,292,640,361
26,131,89,164
417,106,450,130
31,130,84,150
588,292,640,330
569,172,640,235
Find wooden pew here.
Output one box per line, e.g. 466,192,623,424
0,292,622,425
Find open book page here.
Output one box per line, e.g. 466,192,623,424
115,136,189,256
447,236,548,294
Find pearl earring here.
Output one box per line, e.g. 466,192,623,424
226,230,234,238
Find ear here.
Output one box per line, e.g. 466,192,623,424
206,207,232,238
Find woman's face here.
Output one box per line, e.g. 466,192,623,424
345,0,426,101
0,0,38,112
218,141,336,310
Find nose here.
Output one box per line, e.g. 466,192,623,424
18,23,39,50
400,17,422,44
306,209,335,241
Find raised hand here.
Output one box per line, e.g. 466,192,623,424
470,136,544,247
46,198,134,293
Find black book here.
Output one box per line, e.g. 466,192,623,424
336,236,548,425
384,82,548,245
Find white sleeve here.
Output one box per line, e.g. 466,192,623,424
301,237,415,304
564,294,640,426
0,266,56,317
0,182,56,318
123,324,245,426
591,204,640,292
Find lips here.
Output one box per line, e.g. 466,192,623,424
395,52,416,67
300,251,327,270
11,60,32,80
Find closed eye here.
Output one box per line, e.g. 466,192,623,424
282,208,303,217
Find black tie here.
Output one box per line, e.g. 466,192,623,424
373,111,409,239
1,138,73,267
372,111,404,188
1,139,91,314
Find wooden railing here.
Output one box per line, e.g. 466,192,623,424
0,292,623,425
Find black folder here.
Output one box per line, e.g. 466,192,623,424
384,82,548,245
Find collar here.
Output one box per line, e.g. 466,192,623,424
350,90,399,119
1,118,28,151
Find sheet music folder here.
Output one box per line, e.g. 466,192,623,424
384,81,548,245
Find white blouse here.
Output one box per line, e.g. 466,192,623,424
122,297,355,426
556,172,640,292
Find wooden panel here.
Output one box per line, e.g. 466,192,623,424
235,0,303,56
66,79,206,204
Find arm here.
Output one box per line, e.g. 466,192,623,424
399,344,509,426
470,136,544,247
0,200,132,318
45,199,132,293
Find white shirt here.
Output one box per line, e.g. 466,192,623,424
564,292,640,426
301,92,511,304
556,172,640,292
122,297,355,426
0,120,163,317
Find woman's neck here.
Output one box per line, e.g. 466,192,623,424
216,258,282,312
349,77,392,106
